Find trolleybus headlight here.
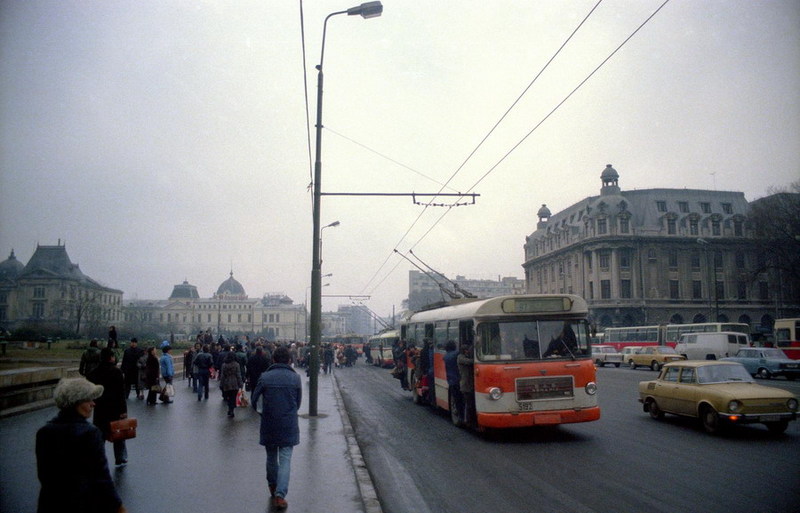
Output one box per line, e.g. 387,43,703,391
788,398,798,411
585,382,597,395
488,387,503,401
728,400,742,412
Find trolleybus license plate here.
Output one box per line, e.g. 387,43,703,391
516,376,574,401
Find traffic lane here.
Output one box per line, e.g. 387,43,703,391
338,363,800,513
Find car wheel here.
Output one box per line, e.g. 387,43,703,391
700,404,721,434
629,360,636,369
614,362,621,368
757,368,772,379
449,391,464,427
595,359,603,366
651,361,661,372
647,399,664,419
766,420,789,434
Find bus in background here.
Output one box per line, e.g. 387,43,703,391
368,329,399,368
401,294,599,431
604,322,750,351
774,318,800,360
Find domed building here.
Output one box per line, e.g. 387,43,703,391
124,271,307,342
523,164,795,333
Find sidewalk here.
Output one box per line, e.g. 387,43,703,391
0,369,381,513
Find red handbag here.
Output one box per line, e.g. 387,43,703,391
106,418,137,442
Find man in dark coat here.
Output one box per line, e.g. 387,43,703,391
246,345,271,390
88,348,129,465
251,346,301,510
120,338,144,399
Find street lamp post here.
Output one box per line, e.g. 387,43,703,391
309,2,382,417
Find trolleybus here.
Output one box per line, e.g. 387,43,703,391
368,329,399,367
400,294,600,430
775,318,800,360
604,322,750,350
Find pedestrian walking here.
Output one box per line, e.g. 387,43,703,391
79,339,101,377
144,347,160,405
220,351,243,417
36,377,127,513
246,345,271,391
194,345,214,401
120,338,144,399
159,345,175,403
87,348,129,466
251,346,302,510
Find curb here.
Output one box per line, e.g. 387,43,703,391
332,372,383,513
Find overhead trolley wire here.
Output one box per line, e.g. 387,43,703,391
364,0,672,299
361,0,605,296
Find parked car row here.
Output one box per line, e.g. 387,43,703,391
638,360,798,435
592,345,686,371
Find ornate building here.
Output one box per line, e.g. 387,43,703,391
523,165,798,333
123,272,307,342
0,243,123,335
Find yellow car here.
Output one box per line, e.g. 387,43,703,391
638,361,798,434
628,346,685,371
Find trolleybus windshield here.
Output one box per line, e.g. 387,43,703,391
477,320,591,361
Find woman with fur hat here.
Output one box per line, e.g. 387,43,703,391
36,377,127,513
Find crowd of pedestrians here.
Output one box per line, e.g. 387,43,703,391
36,326,371,512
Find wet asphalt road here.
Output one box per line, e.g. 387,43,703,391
337,362,800,513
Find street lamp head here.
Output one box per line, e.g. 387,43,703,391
324,221,341,228
347,1,383,19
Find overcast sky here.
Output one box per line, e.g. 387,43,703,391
1,0,798,320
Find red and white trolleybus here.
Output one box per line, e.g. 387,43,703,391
400,294,600,430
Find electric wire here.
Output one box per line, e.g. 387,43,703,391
365,0,672,300
361,0,605,296
299,0,315,197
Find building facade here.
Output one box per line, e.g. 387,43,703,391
406,270,525,311
523,165,798,333
123,272,307,342
0,243,123,335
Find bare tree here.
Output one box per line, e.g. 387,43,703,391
748,181,800,304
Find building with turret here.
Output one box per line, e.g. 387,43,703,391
523,164,796,333
0,243,122,335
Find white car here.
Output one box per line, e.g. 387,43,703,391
592,345,622,367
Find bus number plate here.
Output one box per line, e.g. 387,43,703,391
516,376,574,401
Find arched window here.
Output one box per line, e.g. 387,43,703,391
692,313,707,323
670,313,684,324
738,314,751,326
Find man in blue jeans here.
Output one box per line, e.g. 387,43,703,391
251,346,301,510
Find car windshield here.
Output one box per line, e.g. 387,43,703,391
657,347,678,354
477,319,591,361
601,347,617,353
696,364,755,384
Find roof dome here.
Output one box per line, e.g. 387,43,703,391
601,164,619,182
170,280,200,299
0,249,25,281
216,271,246,298
537,204,552,219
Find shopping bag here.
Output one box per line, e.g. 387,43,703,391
107,418,137,442
236,389,249,408
163,384,175,397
